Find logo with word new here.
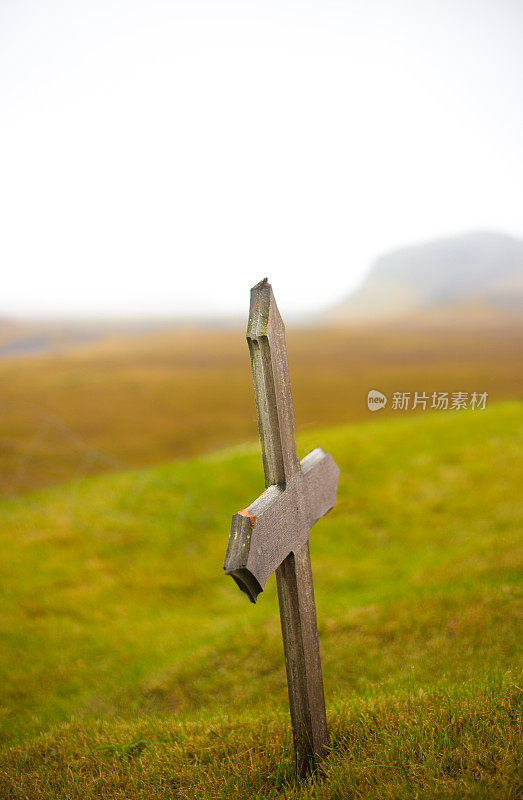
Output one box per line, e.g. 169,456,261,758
367,389,388,412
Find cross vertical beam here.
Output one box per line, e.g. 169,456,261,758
246,278,329,774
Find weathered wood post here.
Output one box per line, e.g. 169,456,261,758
223,278,339,776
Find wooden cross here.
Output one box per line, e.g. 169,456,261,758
223,278,339,775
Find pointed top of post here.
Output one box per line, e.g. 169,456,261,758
247,278,285,341
245,278,299,486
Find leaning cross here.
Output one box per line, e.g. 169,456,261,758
223,278,339,775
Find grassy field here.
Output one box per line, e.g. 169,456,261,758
0,402,521,798
1,320,522,495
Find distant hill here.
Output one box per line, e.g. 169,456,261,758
330,231,523,321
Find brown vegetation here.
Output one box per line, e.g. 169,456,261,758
0,320,521,495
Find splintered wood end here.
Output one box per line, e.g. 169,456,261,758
237,508,256,527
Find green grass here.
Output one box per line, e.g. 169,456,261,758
0,403,521,798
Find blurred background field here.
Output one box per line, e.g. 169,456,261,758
1,317,522,496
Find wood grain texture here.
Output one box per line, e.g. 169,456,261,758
225,448,338,597
223,278,339,775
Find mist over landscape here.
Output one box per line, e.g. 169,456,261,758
331,230,523,321
2,1,523,320
2,229,522,358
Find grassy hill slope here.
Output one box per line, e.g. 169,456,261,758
0,404,521,798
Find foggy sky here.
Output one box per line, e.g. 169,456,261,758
1,0,522,319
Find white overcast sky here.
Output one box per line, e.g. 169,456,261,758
1,0,522,318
